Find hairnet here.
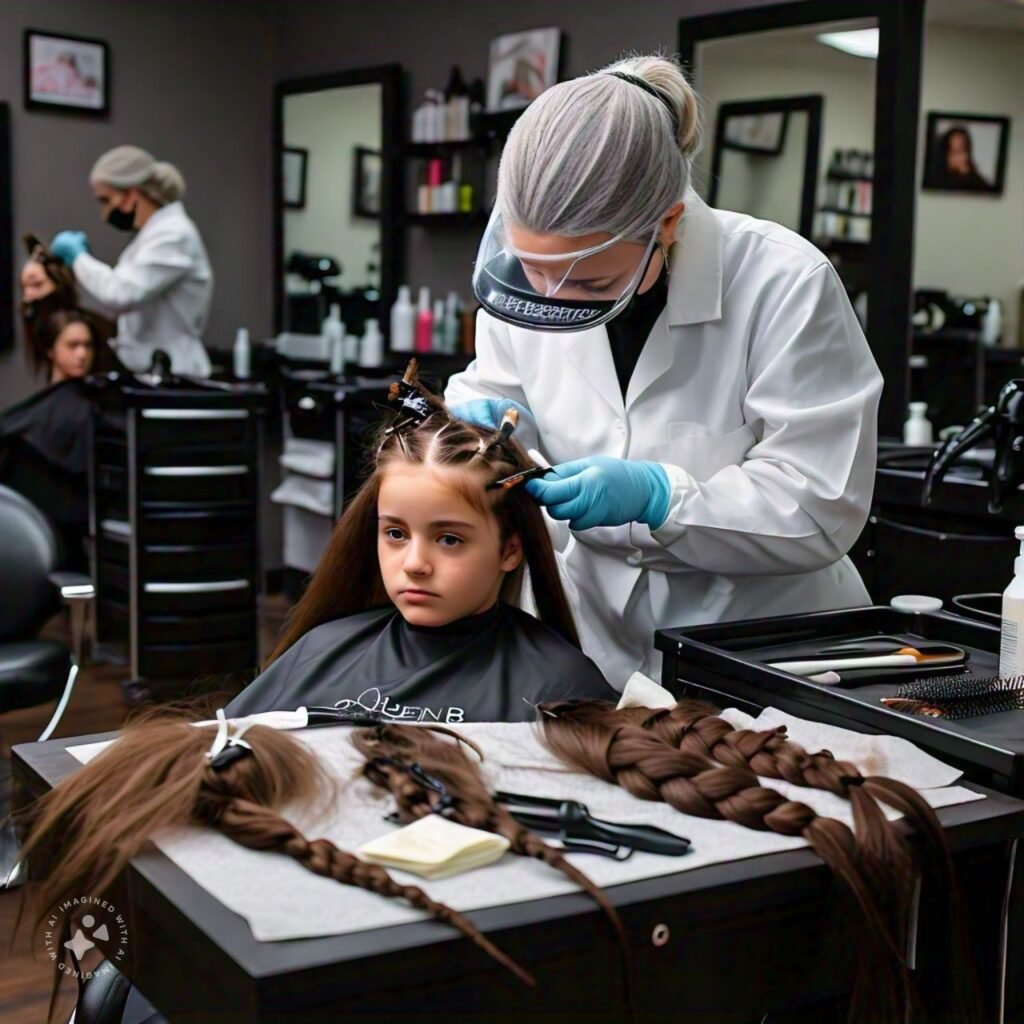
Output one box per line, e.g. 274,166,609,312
89,145,185,206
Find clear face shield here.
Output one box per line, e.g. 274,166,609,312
472,209,661,332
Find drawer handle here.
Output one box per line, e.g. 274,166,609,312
145,466,248,477
144,580,250,594
141,409,249,420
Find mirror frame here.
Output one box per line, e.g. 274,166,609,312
709,94,823,240
680,0,925,436
273,65,404,334
0,103,12,354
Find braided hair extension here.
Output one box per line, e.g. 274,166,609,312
643,699,981,1024
537,700,922,1024
15,710,533,1014
350,723,637,1017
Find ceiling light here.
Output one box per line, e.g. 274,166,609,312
817,28,879,58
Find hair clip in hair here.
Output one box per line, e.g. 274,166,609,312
206,708,255,772
487,464,550,491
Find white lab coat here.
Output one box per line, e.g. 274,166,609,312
446,193,883,689
72,200,213,375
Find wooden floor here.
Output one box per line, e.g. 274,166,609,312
0,596,289,1024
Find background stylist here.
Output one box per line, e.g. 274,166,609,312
50,145,214,376
446,55,883,688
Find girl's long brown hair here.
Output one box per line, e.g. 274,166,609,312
536,699,981,1024
15,711,534,1011
268,377,580,664
350,723,636,1017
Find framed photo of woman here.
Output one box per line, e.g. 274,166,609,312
24,29,109,115
922,112,1010,195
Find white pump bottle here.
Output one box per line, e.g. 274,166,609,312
999,525,1024,678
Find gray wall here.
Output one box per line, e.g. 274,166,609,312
273,0,785,306
1,0,276,407
1,0,787,410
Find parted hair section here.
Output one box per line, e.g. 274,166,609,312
267,375,581,664
14,710,533,1012
537,699,982,1024
497,53,701,240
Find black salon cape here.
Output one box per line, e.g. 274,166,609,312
226,602,614,722
0,379,92,568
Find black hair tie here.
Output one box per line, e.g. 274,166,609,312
840,774,866,789
605,71,679,136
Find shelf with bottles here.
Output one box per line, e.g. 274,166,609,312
404,211,488,227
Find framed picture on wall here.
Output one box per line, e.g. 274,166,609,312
720,107,789,155
486,27,561,112
352,146,382,219
282,147,308,209
922,112,1010,195
24,29,109,115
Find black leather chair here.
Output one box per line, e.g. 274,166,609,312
0,484,91,890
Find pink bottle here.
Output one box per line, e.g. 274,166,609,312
415,286,433,353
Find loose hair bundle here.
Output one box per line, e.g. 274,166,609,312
15,711,534,1017
351,722,636,1015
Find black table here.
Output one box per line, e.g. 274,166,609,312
13,731,1024,1024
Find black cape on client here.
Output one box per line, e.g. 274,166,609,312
227,602,614,722
0,379,92,569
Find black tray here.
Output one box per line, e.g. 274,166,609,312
655,606,1024,792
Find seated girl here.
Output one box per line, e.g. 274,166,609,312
228,367,615,722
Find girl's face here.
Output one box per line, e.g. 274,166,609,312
377,462,523,627
48,322,95,382
20,261,55,302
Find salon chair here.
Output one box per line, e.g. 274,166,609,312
0,484,92,891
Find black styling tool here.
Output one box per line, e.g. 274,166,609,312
385,359,434,432
304,706,385,728
882,674,1024,719
495,791,692,860
487,464,550,491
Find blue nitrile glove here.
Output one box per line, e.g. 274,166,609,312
526,455,672,531
449,398,538,449
450,398,530,431
50,230,89,265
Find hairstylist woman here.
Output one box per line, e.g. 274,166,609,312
446,55,882,689
49,145,214,376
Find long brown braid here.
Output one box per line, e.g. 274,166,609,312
15,711,534,1007
351,723,636,1017
643,699,980,1024
537,699,926,1024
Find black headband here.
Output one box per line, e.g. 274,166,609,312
606,71,679,136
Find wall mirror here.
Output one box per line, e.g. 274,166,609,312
681,1,924,435
274,66,402,336
910,0,1024,431
709,95,823,238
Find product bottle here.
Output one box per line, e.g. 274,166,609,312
981,299,1002,347
427,159,444,213
359,318,384,368
445,67,469,142
390,285,416,352
1000,526,1024,678
415,287,433,353
444,292,461,352
323,303,345,375
432,299,445,350
344,332,360,365
232,327,251,379
902,402,933,446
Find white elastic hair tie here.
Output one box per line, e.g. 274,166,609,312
204,708,254,762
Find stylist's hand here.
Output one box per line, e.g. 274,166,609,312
526,456,671,531
450,398,537,448
50,230,89,265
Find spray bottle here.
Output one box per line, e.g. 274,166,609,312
999,525,1024,678
232,327,251,379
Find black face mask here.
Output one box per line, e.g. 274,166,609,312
106,204,136,232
